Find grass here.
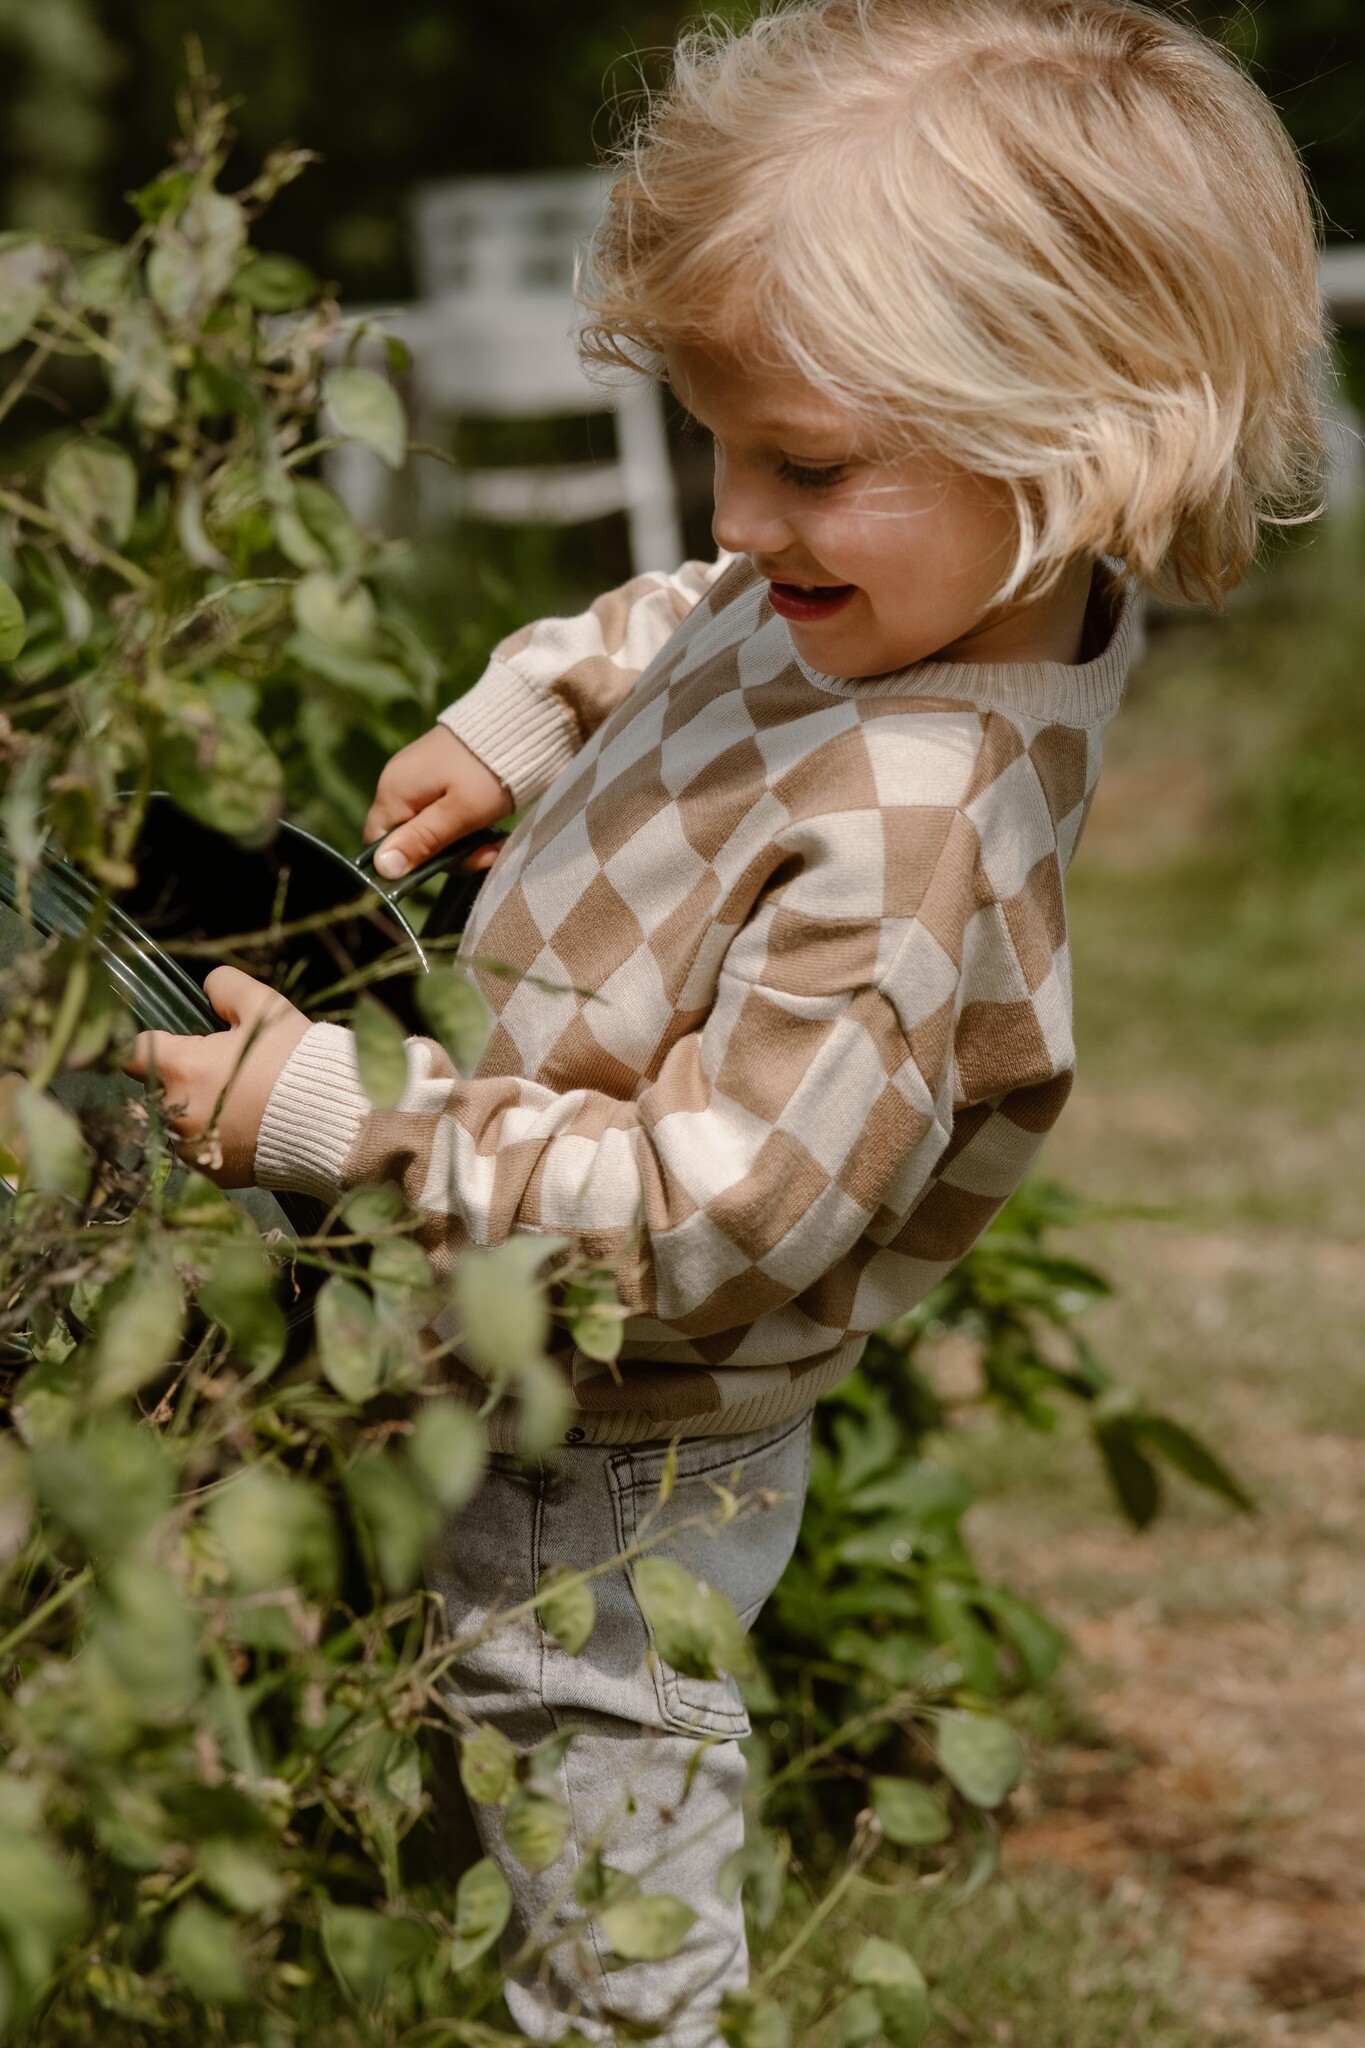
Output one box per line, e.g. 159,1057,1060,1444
766,1857,1245,2048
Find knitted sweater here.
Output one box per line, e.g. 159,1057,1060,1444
256,554,1138,1448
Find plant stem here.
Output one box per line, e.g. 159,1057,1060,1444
0,335,58,434
749,1847,871,1998
0,1565,92,1665
0,487,151,592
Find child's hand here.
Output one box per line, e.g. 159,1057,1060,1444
122,967,310,1188
364,726,511,881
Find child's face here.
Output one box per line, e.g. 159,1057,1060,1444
667,338,1076,677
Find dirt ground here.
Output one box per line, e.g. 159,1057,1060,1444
955,729,1365,2046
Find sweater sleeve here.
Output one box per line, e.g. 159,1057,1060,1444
255,805,993,1339
437,556,735,810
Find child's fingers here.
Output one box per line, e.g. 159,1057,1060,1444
362,789,417,846
203,964,273,1029
121,1030,163,1084
371,793,480,880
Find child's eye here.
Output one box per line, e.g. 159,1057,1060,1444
778,457,848,490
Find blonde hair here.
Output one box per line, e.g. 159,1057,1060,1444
580,0,1328,604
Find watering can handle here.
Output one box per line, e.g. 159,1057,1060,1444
355,826,504,896
355,825,503,939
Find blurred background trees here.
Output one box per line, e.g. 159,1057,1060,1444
0,1,1360,300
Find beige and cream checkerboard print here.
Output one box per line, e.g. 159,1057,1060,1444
257,556,1138,1448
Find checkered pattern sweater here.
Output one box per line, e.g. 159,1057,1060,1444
257,554,1138,1447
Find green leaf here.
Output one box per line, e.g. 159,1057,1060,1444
1136,1416,1255,1514
0,577,27,663
1095,1420,1161,1528
720,1991,790,2048
633,1556,756,1683
449,1858,511,1972
147,191,246,320
922,1573,1001,1697
175,478,230,573
564,1268,626,1364
974,1585,1069,1686
537,1564,596,1656
158,704,285,845
0,1827,86,2006
316,1274,383,1402
91,1243,184,1404
205,1466,338,1596
850,1937,929,2048
233,252,318,312
275,478,364,575
1,739,50,866
415,966,492,1076
321,1905,426,2006
352,994,409,1110
168,1171,237,1229
12,1085,90,1201
598,1892,696,1962
369,1234,435,1304
870,1777,952,1847
74,247,132,311
452,1237,563,1386
839,1987,883,2048
293,570,378,655
92,1562,199,1720
109,302,178,430
459,1724,518,1808
326,366,407,470
513,1351,574,1454
197,1238,286,1374
0,241,52,351
32,1417,174,1557
126,167,194,224
341,1184,405,1232
409,1401,487,1510
286,630,416,705
379,1734,424,1812
185,354,252,421
504,1785,570,1873
935,1710,1025,1809
346,1452,437,1592
44,436,137,545
198,1838,286,1917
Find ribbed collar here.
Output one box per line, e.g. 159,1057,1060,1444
786,559,1140,729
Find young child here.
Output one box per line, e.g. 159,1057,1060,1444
128,0,1324,2037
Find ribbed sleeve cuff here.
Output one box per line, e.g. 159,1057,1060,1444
438,660,580,809
254,1022,371,1204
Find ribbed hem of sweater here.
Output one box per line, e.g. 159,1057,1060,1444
254,1022,371,1204
438,660,580,810
480,1338,867,1453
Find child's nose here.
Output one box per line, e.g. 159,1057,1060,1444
710,459,792,559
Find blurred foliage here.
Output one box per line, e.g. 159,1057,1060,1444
0,80,1265,2048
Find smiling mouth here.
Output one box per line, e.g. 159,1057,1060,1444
767,580,857,622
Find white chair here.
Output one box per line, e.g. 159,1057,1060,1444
406,170,683,573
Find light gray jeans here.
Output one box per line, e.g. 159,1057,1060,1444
427,1414,813,2047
